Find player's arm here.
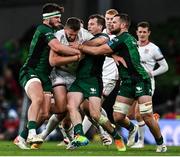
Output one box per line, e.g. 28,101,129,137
78,43,113,55
112,54,127,68
83,36,109,46
151,58,169,77
48,38,80,56
49,49,80,67
149,47,169,77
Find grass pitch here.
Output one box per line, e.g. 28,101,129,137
0,141,179,156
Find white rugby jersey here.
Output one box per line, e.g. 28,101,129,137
138,42,168,93
55,27,93,45
54,28,93,74
102,29,119,81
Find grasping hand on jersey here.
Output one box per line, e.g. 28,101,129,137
112,54,127,68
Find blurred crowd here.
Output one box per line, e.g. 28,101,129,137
0,18,180,140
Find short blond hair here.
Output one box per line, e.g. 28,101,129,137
105,9,118,16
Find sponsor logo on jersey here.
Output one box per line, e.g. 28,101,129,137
90,88,97,94
136,86,143,93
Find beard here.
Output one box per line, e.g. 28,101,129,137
111,27,121,35
49,20,60,29
65,34,75,42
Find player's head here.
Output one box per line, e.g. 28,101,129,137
136,21,151,43
42,3,64,28
105,9,118,33
88,14,105,35
64,17,81,42
111,13,130,35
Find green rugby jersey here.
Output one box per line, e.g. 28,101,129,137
108,32,149,80
76,33,109,79
20,24,56,75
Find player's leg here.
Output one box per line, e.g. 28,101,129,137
130,101,145,148
40,85,67,138
59,114,74,146
30,92,52,149
138,96,167,152
24,79,45,145
81,101,112,146
113,95,138,147
14,96,30,149
89,96,126,151
67,90,89,147
98,108,112,146
137,79,167,152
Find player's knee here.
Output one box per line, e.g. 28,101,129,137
32,96,44,106
113,101,130,114
139,101,153,115
67,103,76,112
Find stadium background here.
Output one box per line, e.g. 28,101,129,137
0,0,179,146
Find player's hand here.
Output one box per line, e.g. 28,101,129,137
69,42,79,49
112,54,127,68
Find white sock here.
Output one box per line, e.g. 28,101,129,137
98,125,109,136
101,108,107,117
137,121,145,143
99,108,109,135
28,129,36,139
41,114,59,139
82,116,92,134
19,135,26,142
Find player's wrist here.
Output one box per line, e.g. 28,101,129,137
78,44,84,50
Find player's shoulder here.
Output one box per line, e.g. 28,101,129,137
78,28,94,40
147,42,163,56
147,42,159,49
55,29,65,36
79,28,91,35
37,24,53,33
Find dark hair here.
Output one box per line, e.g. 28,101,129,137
89,14,105,31
137,21,151,31
42,3,64,14
65,17,81,31
114,13,131,29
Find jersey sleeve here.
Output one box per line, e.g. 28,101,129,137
80,28,94,42
107,36,121,53
54,31,60,40
97,33,110,41
38,25,56,43
153,46,164,61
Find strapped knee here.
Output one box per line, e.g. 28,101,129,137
113,101,130,114
98,114,108,125
139,101,153,114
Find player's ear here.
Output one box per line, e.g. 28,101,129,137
148,30,151,35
